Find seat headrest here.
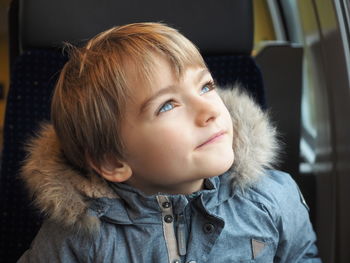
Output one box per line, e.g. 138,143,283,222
19,0,253,55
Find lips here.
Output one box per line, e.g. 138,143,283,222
196,131,226,149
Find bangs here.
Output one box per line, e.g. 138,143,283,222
106,22,207,91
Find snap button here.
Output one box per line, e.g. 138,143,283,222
203,223,215,234
173,259,181,263
164,215,174,223
96,207,104,215
162,201,171,209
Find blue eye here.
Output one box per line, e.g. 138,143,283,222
158,101,175,113
200,81,215,95
200,86,210,94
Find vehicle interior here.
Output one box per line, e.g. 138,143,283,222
0,0,349,262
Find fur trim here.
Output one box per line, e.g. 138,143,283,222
218,87,279,188
21,85,279,231
21,124,118,233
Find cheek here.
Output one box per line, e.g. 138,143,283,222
126,127,193,179
224,107,233,133
125,123,191,164
146,126,190,157
216,98,233,132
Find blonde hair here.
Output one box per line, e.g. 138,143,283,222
51,22,206,172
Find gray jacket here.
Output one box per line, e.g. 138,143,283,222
18,88,322,263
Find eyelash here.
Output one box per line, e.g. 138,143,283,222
157,80,216,115
200,80,216,94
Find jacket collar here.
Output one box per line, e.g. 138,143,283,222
92,169,235,225
21,86,279,232
88,171,234,225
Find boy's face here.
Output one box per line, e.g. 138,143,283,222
120,56,234,195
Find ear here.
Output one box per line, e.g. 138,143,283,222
90,159,132,183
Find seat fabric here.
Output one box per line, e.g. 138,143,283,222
0,49,68,262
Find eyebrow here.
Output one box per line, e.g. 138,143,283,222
139,68,211,113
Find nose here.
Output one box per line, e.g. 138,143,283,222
193,97,220,127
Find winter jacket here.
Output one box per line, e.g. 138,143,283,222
18,88,322,263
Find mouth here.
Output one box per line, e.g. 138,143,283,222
196,130,227,149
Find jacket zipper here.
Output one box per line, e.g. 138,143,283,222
176,213,187,256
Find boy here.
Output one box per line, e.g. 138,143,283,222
18,23,322,262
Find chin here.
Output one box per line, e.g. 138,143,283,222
203,150,234,178
218,154,234,174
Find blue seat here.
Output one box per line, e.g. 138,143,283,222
0,49,68,262
0,0,265,261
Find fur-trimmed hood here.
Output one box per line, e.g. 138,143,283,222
21,87,279,232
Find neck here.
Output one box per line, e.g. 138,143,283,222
124,178,205,196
